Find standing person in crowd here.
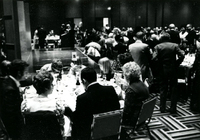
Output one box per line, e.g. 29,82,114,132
120,61,149,140
38,26,47,49
152,33,185,113
167,23,181,44
186,24,197,54
114,34,127,56
69,67,120,140
0,59,29,140
190,43,200,112
68,22,75,48
0,31,6,63
129,31,152,82
179,25,188,52
60,23,66,36
32,27,40,49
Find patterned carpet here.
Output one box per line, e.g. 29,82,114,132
132,94,200,140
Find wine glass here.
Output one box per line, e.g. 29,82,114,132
102,74,107,85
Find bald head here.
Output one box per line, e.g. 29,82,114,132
136,31,144,40
169,23,175,30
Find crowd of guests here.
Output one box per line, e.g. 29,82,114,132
32,22,75,49
0,55,150,140
1,22,200,140
80,23,200,114
80,23,198,62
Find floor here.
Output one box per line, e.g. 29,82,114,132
132,94,200,140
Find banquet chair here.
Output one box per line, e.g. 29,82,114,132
121,97,157,139
177,66,191,102
91,109,122,140
23,111,63,140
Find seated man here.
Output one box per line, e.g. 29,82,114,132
40,59,63,73
0,59,29,140
0,60,11,77
66,67,120,140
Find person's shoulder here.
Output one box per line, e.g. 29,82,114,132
101,85,116,93
40,63,52,71
128,42,136,48
105,85,115,89
77,91,88,100
142,42,149,47
3,76,16,87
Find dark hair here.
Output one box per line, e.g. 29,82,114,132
117,53,133,66
10,59,29,78
160,32,170,42
51,59,63,73
115,35,124,43
33,70,54,94
80,67,96,83
0,60,11,76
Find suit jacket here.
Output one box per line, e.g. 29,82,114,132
72,83,120,140
167,30,181,44
129,40,152,80
152,42,185,78
0,76,24,139
121,80,149,128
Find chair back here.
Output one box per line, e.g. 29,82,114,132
24,111,62,140
136,97,157,127
91,110,122,140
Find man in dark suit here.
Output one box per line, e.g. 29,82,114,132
152,33,185,113
186,24,197,53
38,26,46,49
129,31,152,82
167,23,181,44
0,59,29,140
71,67,120,140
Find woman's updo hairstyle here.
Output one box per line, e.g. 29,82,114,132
33,70,54,94
122,61,141,84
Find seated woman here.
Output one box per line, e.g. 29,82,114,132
120,62,149,140
98,57,114,81
21,70,65,135
68,58,86,76
111,52,133,71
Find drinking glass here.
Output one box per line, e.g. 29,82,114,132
114,72,122,86
102,74,107,85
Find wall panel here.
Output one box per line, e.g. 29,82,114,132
15,0,200,37
120,0,136,28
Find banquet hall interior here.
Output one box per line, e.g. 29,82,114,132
1,0,200,140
